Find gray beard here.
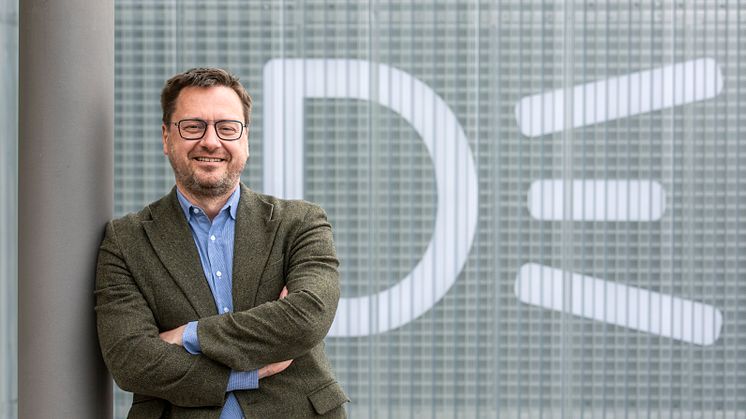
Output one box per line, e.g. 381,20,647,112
168,155,242,199
180,172,236,198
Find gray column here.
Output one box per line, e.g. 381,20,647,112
1,1,19,416
18,0,113,418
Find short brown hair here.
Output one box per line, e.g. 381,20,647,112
160,67,252,125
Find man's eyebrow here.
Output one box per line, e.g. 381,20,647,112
178,116,243,120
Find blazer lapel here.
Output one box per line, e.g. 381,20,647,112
232,184,280,311
142,188,217,318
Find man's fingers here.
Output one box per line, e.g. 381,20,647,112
279,286,288,299
158,325,185,346
259,359,294,379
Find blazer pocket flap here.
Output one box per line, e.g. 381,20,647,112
307,380,350,415
129,393,167,418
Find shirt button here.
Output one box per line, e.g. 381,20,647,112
210,235,216,241
216,271,222,277
192,208,200,214
223,307,230,313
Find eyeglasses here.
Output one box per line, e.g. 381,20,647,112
172,119,246,141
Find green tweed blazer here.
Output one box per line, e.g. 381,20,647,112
95,184,349,418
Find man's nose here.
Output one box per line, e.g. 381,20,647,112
198,125,222,149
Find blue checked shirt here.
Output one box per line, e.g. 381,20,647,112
176,187,257,419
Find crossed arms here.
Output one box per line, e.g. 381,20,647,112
94,203,341,407
157,287,293,380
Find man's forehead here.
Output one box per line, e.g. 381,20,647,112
173,86,243,116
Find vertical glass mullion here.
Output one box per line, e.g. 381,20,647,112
733,2,741,418
343,0,355,414
540,3,548,418
684,3,693,417
580,4,589,419
624,3,632,418
471,1,482,418
366,0,375,417
668,1,677,417
517,1,525,418
385,3,393,418
492,3,502,418
560,1,575,418
704,4,712,418
407,2,416,417
431,0,437,410
452,5,460,418
602,2,610,418
647,3,655,418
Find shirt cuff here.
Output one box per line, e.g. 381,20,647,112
227,369,259,391
182,321,201,355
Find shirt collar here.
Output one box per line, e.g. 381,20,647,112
176,186,240,221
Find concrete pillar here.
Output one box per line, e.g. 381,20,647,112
18,0,113,417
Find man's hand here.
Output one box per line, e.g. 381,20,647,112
159,324,186,346
258,359,293,379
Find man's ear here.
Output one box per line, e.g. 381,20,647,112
161,123,169,155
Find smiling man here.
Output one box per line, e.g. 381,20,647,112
95,68,349,418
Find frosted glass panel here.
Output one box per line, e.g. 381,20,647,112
112,2,746,418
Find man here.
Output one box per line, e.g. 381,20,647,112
95,68,349,418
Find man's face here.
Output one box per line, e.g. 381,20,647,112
162,86,249,199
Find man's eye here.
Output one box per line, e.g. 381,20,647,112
183,123,203,131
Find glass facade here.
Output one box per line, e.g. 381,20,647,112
2,1,746,418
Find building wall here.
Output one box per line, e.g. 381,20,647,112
112,2,746,417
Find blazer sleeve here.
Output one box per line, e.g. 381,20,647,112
196,203,341,372
95,221,230,407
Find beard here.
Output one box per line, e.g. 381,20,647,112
167,146,246,199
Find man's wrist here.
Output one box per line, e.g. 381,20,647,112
227,369,259,392
182,321,201,354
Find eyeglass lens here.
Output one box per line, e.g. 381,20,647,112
177,119,243,140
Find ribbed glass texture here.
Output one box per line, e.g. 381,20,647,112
112,1,746,418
